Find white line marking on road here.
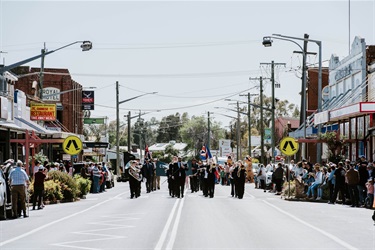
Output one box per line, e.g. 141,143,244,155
0,191,127,247
166,193,186,250
263,200,358,250
154,198,180,250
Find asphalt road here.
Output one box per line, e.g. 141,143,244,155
1,178,374,250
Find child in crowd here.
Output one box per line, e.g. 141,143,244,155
365,178,374,209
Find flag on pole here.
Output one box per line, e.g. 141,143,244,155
200,145,212,160
145,145,152,160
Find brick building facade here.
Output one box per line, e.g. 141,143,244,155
11,66,83,135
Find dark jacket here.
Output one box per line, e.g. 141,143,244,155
345,168,359,186
34,171,46,189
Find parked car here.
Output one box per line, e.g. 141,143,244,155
0,168,8,220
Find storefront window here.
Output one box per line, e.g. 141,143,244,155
351,143,356,160
365,115,369,133
350,118,356,139
344,122,349,138
357,116,364,139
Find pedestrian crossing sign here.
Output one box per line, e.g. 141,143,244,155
280,136,299,156
62,136,83,155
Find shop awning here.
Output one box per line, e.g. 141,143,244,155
14,117,52,134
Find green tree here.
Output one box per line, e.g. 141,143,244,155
156,113,183,142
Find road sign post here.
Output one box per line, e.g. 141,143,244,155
63,136,83,156
280,137,299,157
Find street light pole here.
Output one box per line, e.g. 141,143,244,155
207,111,210,149
116,81,120,175
115,84,157,176
262,33,322,162
0,40,92,74
236,101,240,161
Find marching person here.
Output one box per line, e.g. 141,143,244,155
152,158,160,190
172,156,187,198
207,161,216,198
9,160,30,219
33,165,47,210
168,158,176,197
128,160,142,199
143,158,154,193
236,161,246,199
190,158,199,193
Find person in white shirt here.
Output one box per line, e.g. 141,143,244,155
306,163,323,199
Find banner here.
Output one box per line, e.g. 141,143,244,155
84,118,105,124
30,103,56,121
82,91,95,110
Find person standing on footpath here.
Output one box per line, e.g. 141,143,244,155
33,165,47,210
9,160,30,218
345,162,360,207
330,162,347,205
273,162,285,195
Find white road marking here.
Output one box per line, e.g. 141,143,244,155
0,191,127,247
154,198,180,250
263,200,358,250
166,192,186,250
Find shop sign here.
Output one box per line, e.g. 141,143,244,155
82,91,95,110
360,102,375,112
314,111,329,125
42,87,60,101
30,103,56,121
330,104,359,120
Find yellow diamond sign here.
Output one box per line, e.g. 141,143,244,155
62,136,83,155
280,136,299,156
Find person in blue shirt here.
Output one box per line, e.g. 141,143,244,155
9,160,30,218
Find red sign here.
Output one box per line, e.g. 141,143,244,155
30,103,56,121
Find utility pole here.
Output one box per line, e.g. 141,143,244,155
260,78,264,164
236,101,240,160
301,34,309,160
116,81,120,175
207,111,210,149
249,76,270,164
39,44,46,100
239,92,258,157
127,111,131,153
260,61,285,164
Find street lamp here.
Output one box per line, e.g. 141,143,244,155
0,41,93,99
262,34,322,162
115,80,157,176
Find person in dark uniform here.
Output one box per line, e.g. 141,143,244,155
190,158,199,193
168,157,177,197
236,161,246,199
230,162,239,198
207,161,217,198
128,160,142,199
201,162,209,197
172,156,187,198
142,158,154,193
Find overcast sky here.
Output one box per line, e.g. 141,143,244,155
1,0,374,127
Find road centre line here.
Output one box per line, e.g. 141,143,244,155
154,198,180,250
263,200,358,250
0,192,127,247
166,192,186,250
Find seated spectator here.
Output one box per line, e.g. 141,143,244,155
306,163,323,200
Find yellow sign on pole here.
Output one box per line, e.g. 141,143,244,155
280,136,299,156
62,136,83,155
